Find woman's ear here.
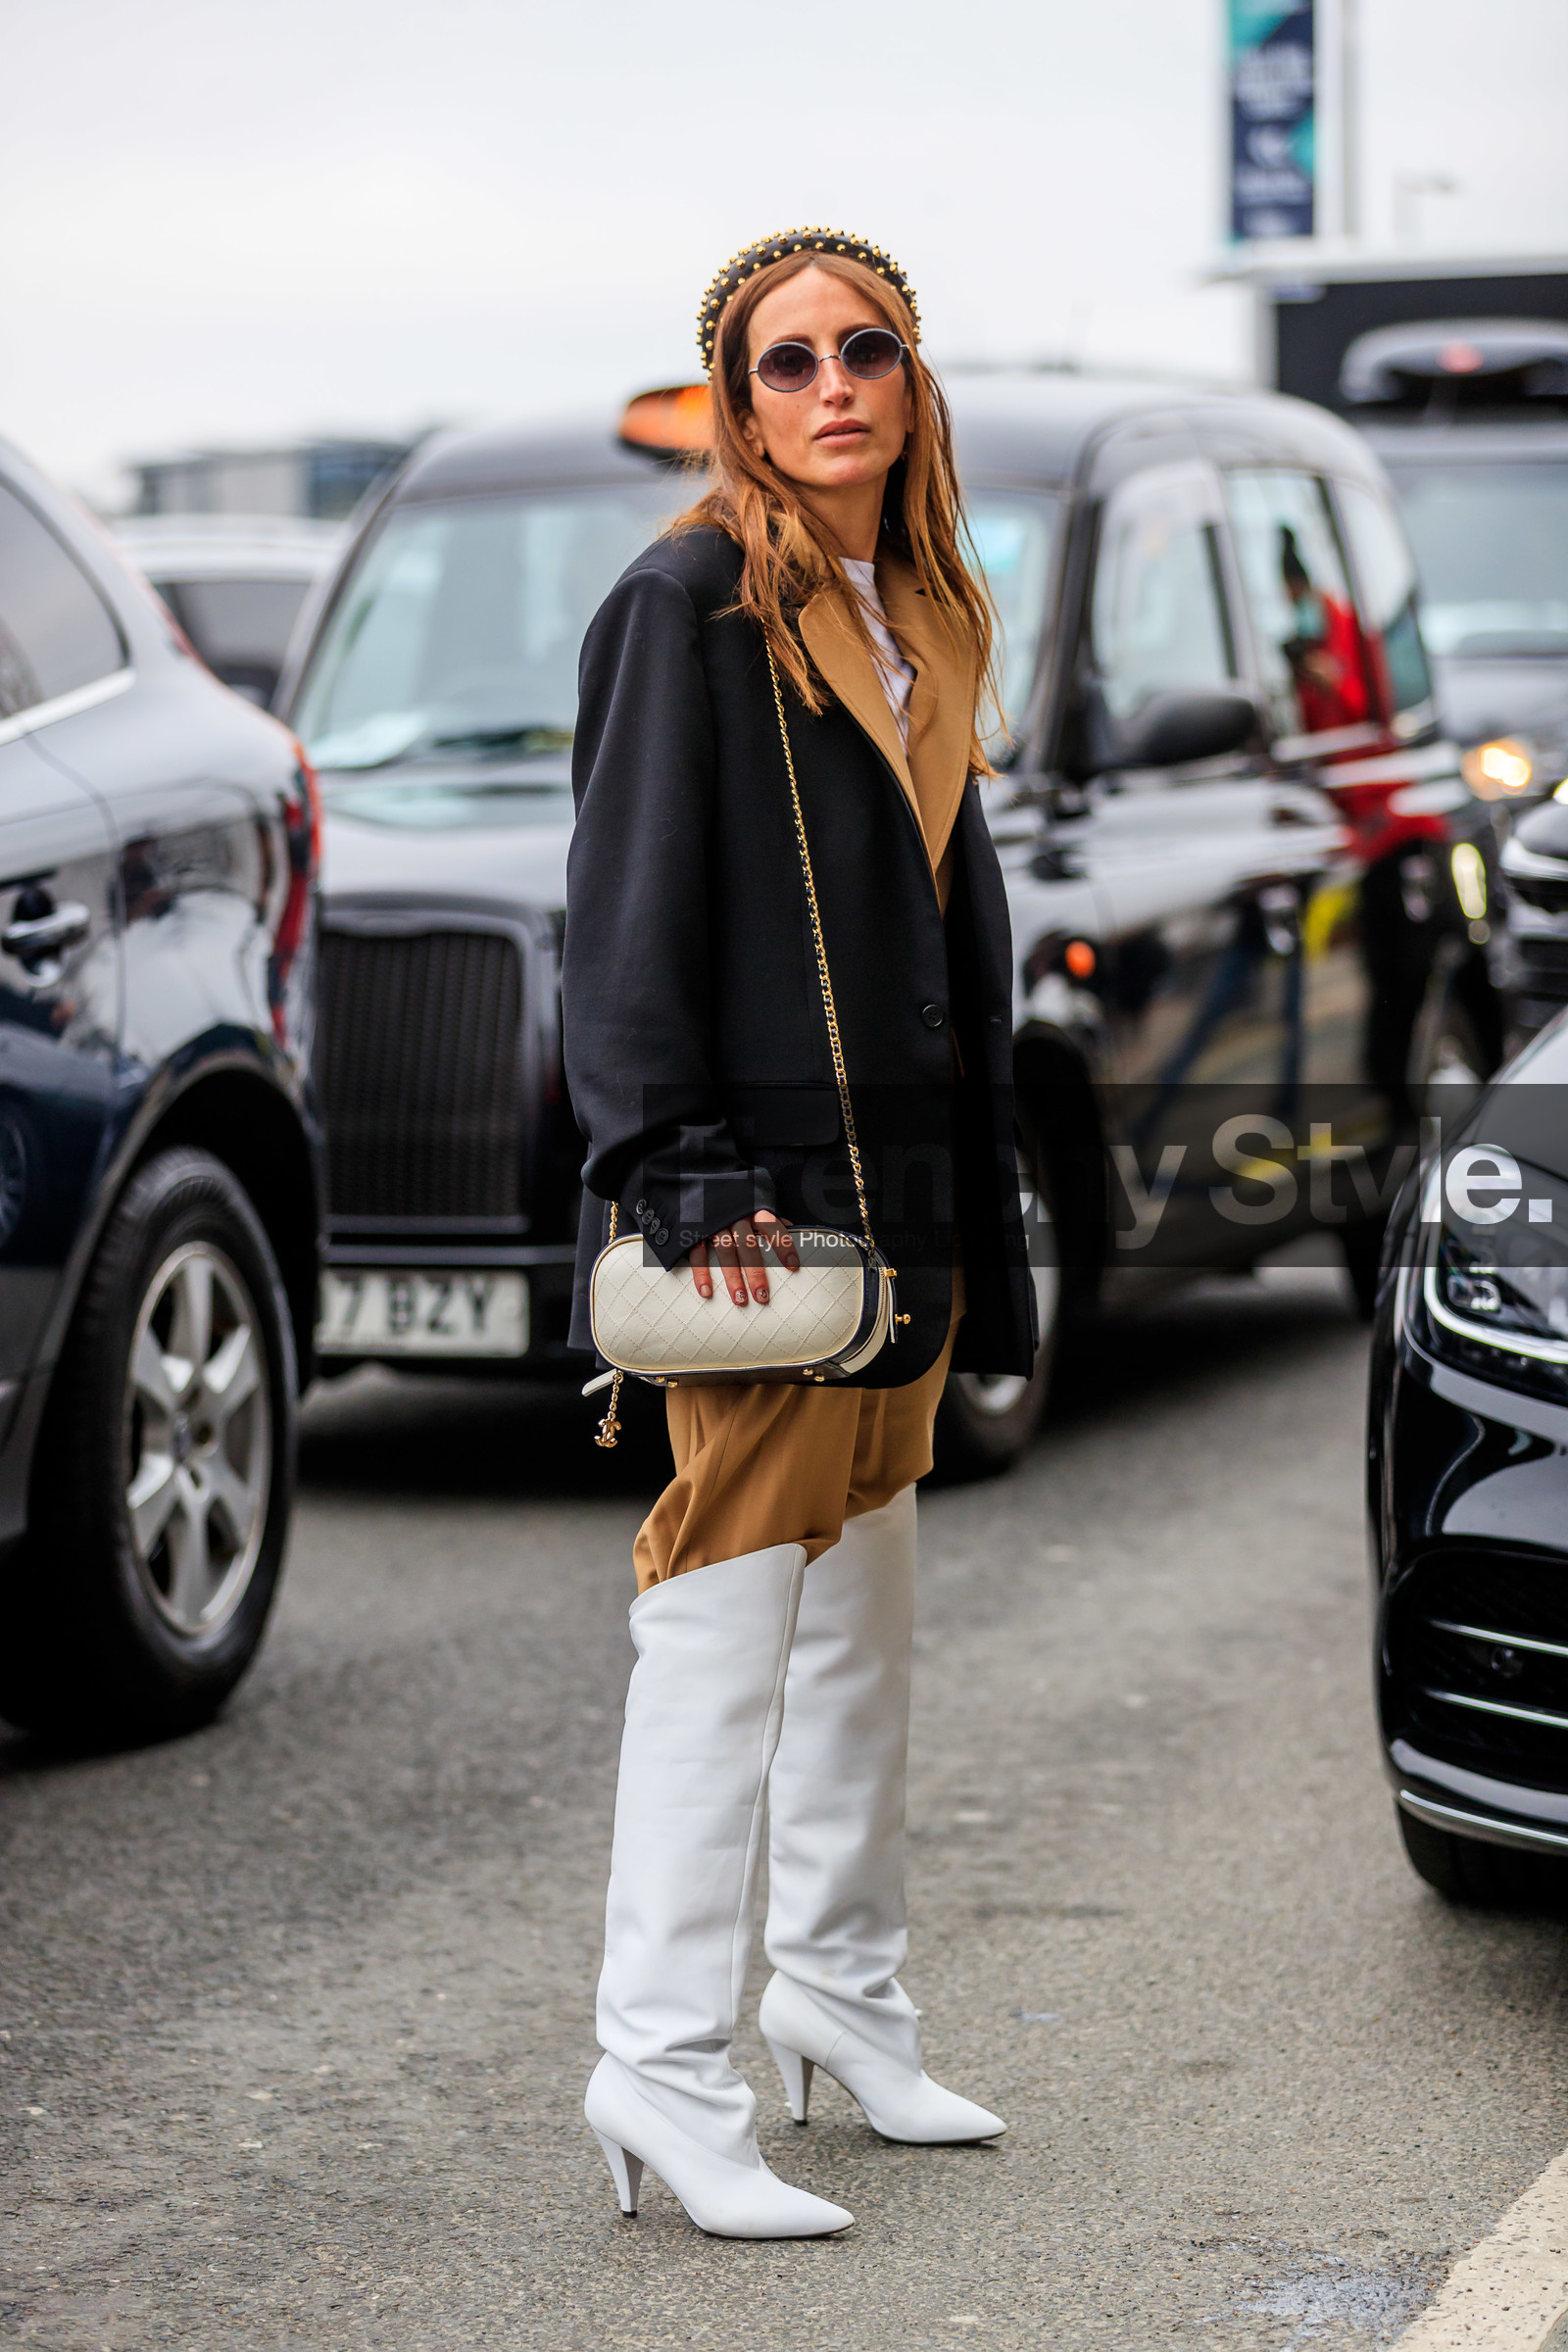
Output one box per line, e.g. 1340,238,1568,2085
740,408,769,465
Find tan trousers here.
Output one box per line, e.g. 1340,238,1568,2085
633,1274,963,1590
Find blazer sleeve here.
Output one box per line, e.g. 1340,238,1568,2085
563,561,774,1269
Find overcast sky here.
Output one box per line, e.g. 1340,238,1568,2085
4,0,1566,505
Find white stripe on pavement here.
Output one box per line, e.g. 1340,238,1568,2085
1396,2151,1568,2350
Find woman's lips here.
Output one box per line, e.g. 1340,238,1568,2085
815,421,868,442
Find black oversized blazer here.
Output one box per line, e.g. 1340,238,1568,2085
563,523,1034,1386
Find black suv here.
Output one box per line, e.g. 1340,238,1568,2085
0,438,321,1739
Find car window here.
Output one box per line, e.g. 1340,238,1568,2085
1091,467,1236,725
963,490,1058,744
1333,479,1434,724
0,483,125,721
161,577,314,670
1224,469,1368,742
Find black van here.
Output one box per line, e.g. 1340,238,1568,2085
0,438,321,1739
280,371,1495,1474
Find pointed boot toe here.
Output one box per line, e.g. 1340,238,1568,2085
856,2072,1006,2145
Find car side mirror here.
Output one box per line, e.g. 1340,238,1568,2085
1087,686,1258,773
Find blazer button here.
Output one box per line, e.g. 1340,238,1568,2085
919,1002,947,1030
656,1225,669,1247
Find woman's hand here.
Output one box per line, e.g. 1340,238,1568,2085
687,1210,799,1304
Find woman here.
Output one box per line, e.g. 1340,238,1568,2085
563,229,1035,2238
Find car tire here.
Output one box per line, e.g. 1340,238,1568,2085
930,1148,1061,1483
0,1148,297,1741
1396,1806,1568,1910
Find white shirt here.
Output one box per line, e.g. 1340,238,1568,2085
840,558,915,745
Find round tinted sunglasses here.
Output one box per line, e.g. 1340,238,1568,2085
749,325,907,395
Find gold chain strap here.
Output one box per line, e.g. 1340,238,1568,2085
764,642,875,1251
593,1200,624,1446
593,642,874,1448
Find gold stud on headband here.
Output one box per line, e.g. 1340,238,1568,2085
695,229,920,371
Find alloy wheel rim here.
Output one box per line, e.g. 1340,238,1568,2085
123,1242,271,1637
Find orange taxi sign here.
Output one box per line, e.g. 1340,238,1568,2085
619,384,714,455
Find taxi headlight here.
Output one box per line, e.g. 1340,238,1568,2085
1411,1160,1568,1401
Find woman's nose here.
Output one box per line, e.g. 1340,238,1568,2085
814,353,856,399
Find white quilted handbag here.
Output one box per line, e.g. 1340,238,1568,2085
585,646,902,1447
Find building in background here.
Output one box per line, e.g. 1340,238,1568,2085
129,436,415,522
1217,248,1568,413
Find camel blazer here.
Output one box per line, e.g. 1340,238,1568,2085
562,523,1034,1386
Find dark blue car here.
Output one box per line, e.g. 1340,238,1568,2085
0,439,321,1740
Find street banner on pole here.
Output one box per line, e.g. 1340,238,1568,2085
1229,0,1317,240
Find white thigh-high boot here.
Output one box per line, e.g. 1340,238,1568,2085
585,1543,853,2237
759,1489,1005,2144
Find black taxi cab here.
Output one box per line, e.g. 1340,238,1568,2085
277,371,1496,1475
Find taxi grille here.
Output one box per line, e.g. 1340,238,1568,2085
317,926,524,1220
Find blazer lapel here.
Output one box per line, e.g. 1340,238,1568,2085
798,583,916,810
797,559,978,885
877,557,976,878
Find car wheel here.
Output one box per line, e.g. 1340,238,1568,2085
1396,1806,1568,1910
931,1151,1061,1483
0,1148,296,1741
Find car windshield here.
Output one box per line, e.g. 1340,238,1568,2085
296,475,1058,772
295,480,694,771
1384,459,1568,659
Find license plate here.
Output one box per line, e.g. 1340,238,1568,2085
316,1270,528,1358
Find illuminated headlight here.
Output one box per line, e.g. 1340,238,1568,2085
1460,738,1534,798
1410,1157,1568,1399
1450,840,1487,922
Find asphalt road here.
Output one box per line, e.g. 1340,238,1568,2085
5,1264,1568,2352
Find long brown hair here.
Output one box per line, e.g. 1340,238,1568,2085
678,250,998,771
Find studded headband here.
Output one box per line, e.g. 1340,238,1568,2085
696,229,920,373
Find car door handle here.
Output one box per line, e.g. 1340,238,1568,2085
2,901,91,967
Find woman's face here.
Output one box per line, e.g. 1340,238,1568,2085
740,266,912,499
